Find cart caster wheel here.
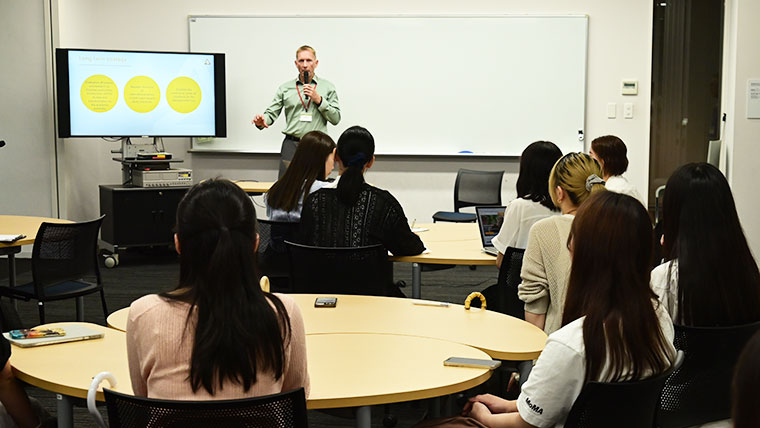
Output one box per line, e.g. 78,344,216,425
104,255,119,268
382,414,397,428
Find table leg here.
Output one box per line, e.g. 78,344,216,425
356,405,371,428
8,252,16,288
56,393,74,428
412,262,422,299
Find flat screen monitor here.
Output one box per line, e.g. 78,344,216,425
56,48,226,138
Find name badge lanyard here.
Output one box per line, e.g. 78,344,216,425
296,81,317,111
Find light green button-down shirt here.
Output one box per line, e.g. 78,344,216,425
259,75,341,138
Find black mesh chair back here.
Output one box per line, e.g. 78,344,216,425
0,216,108,323
103,387,308,428
32,216,104,297
474,247,525,318
258,219,299,292
657,321,760,428
565,351,683,428
285,241,392,296
454,169,504,211
433,169,504,223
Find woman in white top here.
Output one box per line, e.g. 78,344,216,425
463,191,676,428
265,130,336,222
492,141,562,269
589,135,645,205
519,152,605,334
651,162,760,327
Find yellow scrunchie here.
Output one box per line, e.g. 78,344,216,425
464,292,486,310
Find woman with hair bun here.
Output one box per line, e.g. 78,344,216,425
299,125,424,256
519,152,605,334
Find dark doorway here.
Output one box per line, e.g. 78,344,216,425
649,0,724,214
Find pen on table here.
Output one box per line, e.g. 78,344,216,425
411,219,416,229
412,301,450,307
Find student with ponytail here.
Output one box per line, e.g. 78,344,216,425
127,179,309,399
299,125,424,256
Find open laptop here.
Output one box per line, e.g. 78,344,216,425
476,206,507,256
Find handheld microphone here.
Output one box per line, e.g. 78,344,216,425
303,71,309,100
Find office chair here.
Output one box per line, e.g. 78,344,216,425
286,241,393,297
0,216,108,324
564,351,684,428
473,247,525,318
258,219,299,293
432,169,504,223
657,321,760,427
89,379,307,428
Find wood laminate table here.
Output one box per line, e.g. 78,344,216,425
107,294,546,361
391,223,496,298
235,181,274,195
11,323,492,428
0,215,71,287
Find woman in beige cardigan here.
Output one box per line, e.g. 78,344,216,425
518,152,605,335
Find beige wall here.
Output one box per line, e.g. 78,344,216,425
53,0,654,224
723,0,760,256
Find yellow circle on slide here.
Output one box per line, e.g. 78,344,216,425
80,75,118,113
124,76,160,113
166,77,202,113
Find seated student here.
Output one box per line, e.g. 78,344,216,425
462,191,676,428
732,330,760,428
299,125,424,256
518,152,605,334
652,162,760,326
266,130,336,222
127,179,309,399
491,141,562,269
0,333,41,428
589,135,645,204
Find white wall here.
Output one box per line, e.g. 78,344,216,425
54,0,653,223
723,0,760,257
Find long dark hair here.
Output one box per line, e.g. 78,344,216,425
267,130,335,212
732,330,760,428
336,125,375,205
662,162,760,326
516,141,563,210
590,135,629,176
563,191,672,383
161,179,291,395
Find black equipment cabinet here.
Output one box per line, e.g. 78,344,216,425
99,184,188,267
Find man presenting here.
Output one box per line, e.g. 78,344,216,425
252,45,341,177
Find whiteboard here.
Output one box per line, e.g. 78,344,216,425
189,15,587,156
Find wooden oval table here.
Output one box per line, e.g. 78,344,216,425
12,323,494,428
391,222,496,298
235,180,274,195
0,215,71,287
108,294,546,361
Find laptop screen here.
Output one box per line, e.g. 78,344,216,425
476,206,506,247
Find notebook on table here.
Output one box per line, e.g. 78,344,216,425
476,206,507,256
3,324,104,348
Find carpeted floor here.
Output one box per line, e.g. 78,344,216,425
1,248,503,427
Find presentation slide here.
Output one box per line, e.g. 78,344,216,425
67,50,217,136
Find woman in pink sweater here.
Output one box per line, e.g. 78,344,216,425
126,178,309,399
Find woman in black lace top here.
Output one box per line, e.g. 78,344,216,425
299,126,424,257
